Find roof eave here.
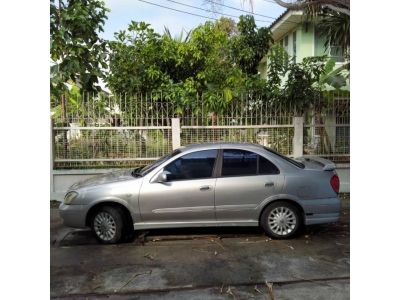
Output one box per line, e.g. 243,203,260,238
269,10,304,41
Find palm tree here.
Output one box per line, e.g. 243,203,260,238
271,0,349,15
317,8,350,60
163,26,191,43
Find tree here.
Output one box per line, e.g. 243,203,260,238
107,21,166,94
265,44,336,112
317,8,350,60
50,0,109,98
51,0,109,157
271,0,349,16
106,17,274,115
230,15,273,75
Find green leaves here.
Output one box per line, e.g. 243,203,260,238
230,15,273,75
50,0,109,97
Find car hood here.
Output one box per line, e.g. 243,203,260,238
69,169,138,190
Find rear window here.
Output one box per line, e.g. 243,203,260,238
263,147,305,169
259,155,280,174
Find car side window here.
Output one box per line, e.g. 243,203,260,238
164,149,218,181
222,149,257,176
259,155,280,174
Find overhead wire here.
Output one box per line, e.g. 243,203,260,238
137,0,218,21
137,0,301,32
204,0,279,21
163,0,272,23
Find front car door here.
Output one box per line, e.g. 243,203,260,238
139,149,218,224
215,148,284,222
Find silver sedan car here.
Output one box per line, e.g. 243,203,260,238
59,143,341,243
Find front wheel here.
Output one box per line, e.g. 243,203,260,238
260,201,301,239
91,206,124,244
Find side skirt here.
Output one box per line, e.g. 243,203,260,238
134,220,259,230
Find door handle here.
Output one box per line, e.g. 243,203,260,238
200,185,211,191
265,181,274,187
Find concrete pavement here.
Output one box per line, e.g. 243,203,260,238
51,196,350,299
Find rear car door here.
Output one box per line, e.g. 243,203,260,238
215,149,284,222
139,149,218,223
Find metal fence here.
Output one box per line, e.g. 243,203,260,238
303,94,350,163
51,91,349,169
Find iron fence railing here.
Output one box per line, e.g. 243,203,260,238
51,91,350,169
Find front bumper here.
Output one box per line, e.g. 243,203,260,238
302,196,341,225
59,203,89,228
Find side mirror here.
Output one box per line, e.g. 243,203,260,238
156,171,171,183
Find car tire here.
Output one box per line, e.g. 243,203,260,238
91,206,124,244
121,217,135,243
260,201,302,239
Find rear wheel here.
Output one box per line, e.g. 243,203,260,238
260,201,301,239
91,206,124,244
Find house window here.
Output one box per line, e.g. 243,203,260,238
284,35,288,48
314,26,344,62
292,31,297,60
330,46,345,62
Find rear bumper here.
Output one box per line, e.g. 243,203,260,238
59,203,89,228
302,196,341,225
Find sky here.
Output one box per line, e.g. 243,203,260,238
101,0,286,40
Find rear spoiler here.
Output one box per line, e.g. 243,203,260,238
295,155,336,171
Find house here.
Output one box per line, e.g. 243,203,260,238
257,9,350,169
258,9,347,81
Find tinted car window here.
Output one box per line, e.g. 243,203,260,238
222,149,257,176
164,150,217,181
140,149,181,176
263,147,305,169
259,155,280,174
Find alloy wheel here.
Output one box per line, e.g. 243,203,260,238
267,206,297,236
93,212,117,241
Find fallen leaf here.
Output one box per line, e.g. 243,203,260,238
144,253,155,260
265,281,275,300
226,286,236,299
254,285,263,294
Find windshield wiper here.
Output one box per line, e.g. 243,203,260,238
131,167,143,177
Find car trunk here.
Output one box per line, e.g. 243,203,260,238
296,156,336,171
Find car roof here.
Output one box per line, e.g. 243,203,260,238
179,142,266,153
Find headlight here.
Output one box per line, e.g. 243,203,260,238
64,191,79,205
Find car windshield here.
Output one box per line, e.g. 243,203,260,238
263,147,305,169
137,149,182,176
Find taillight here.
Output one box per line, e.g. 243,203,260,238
330,175,340,194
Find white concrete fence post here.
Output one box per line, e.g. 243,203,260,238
171,118,181,150
293,116,304,158
50,118,55,199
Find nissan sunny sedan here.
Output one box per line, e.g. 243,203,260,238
59,142,341,244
